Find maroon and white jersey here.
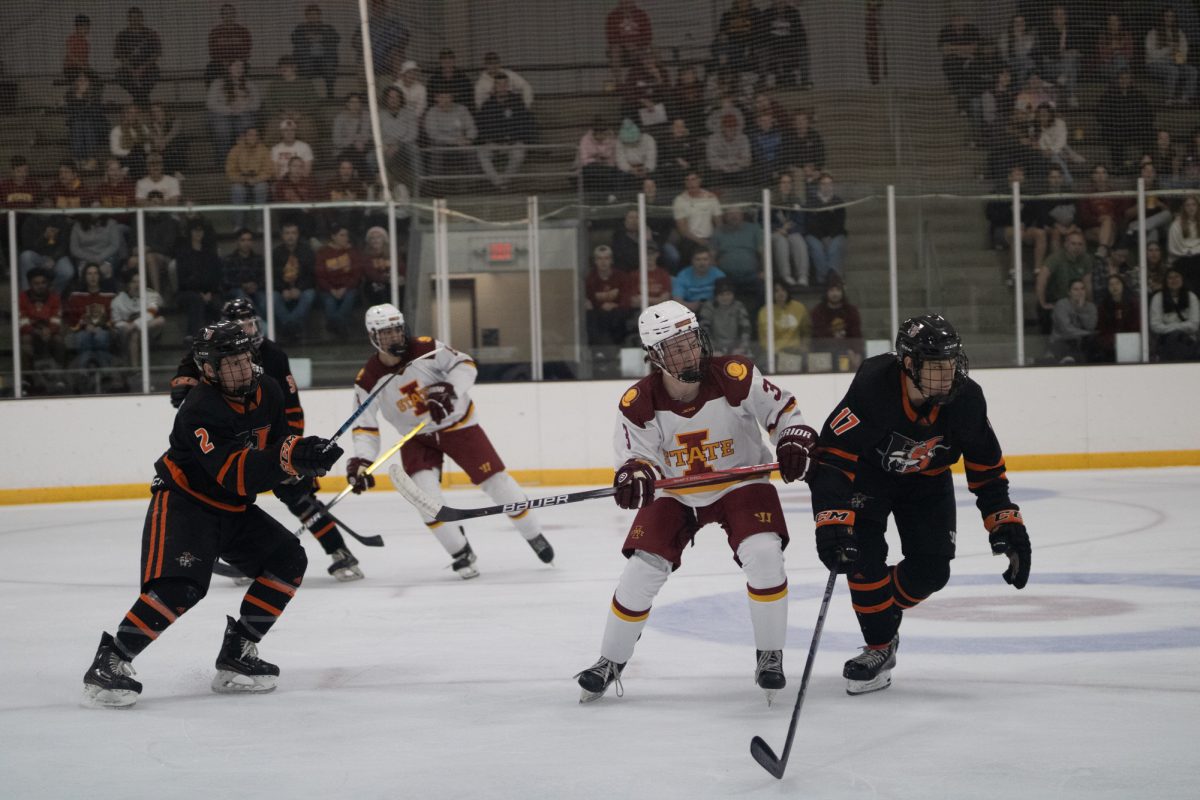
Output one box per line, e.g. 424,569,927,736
351,336,477,461
613,356,808,508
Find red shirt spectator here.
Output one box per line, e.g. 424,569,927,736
810,279,863,355
19,276,63,335
315,230,366,291
208,4,252,74
93,160,136,209
606,1,653,53
585,254,631,312
0,157,38,208
272,156,315,203
46,163,89,209
64,280,115,330
64,14,91,79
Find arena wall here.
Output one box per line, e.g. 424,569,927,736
1,362,1198,504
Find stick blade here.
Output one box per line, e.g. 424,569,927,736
351,532,385,547
749,736,786,779
387,464,443,519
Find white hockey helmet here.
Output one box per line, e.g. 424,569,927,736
637,300,710,383
365,303,407,357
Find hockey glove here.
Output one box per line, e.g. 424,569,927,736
989,518,1031,590
286,436,344,478
815,524,859,573
170,376,198,408
346,457,375,494
776,425,818,483
424,382,457,424
613,459,656,510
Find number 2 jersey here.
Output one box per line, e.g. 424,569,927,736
614,356,809,508
809,354,1018,530
173,338,305,434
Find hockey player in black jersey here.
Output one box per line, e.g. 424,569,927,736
809,314,1031,695
171,298,363,581
83,321,343,708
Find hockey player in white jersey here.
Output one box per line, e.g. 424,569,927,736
575,300,818,704
346,304,555,578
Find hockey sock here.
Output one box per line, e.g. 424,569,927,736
114,577,201,659
738,534,788,651
478,472,542,541
891,558,950,611
287,494,347,555
848,563,902,647
237,545,306,641
600,551,670,664
427,520,470,555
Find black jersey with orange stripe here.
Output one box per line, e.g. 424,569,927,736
809,354,1016,527
174,338,304,434
154,376,295,512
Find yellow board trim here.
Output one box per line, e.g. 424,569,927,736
3,450,1199,505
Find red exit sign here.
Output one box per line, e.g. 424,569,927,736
487,242,515,263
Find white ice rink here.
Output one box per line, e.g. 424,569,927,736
2,467,1198,799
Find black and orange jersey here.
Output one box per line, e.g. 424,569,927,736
154,377,296,512
810,354,1017,530
173,338,304,434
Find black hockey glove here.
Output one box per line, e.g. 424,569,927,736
613,459,656,510
284,436,344,478
989,515,1030,590
776,425,818,483
170,376,198,408
815,524,859,573
424,382,457,424
346,457,375,494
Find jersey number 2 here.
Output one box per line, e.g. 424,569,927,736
194,428,215,454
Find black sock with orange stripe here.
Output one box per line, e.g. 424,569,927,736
113,578,201,659
847,565,902,648
285,494,347,555
891,558,950,611
237,572,301,642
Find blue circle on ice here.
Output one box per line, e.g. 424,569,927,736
649,573,1200,654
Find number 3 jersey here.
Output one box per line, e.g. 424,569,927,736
614,356,809,508
351,337,476,462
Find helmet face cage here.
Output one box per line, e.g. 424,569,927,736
369,322,407,357
896,315,969,405
647,328,711,383
194,322,260,398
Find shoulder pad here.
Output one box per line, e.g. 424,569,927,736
618,375,659,427
708,356,755,404
355,355,390,391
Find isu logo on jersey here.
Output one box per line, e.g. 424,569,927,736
663,429,735,475
877,433,950,474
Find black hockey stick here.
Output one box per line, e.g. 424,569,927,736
311,502,383,547
391,462,779,523
750,568,838,780
318,348,442,453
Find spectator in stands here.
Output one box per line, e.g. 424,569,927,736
207,60,262,158
640,178,681,268
771,171,808,287
615,119,657,186
19,267,67,379
333,93,372,174
1152,130,1184,188
110,273,165,365
394,61,429,118
1125,160,1174,246
628,247,674,308
700,279,751,357
762,0,810,89
1048,278,1098,364
757,278,810,371
70,215,124,283
668,66,706,137
999,14,1037,89
47,161,88,209
606,0,653,84
272,222,317,342
1091,244,1136,299
113,6,161,107
218,231,265,317
704,90,745,137
610,209,645,272
585,245,631,346
1150,268,1199,360
1036,104,1085,186
938,12,983,115
672,245,725,312
810,277,862,368
1037,4,1081,109
64,262,115,370
291,4,340,98
706,114,751,187
1168,194,1200,289
578,118,621,195
362,226,399,307
1032,165,1079,256
94,158,136,210
1096,274,1139,362
749,106,786,186
146,103,186,178
377,86,419,178
972,68,1015,160
263,56,314,135
1037,230,1092,332
137,192,179,294
673,170,721,264
713,0,762,84
315,224,365,337
657,118,700,192
18,215,74,293
319,158,368,240
110,104,148,180
1145,241,1168,294
786,109,825,174
205,4,252,85
1078,165,1130,261
225,127,273,230
271,119,314,178
805,173,847,285
711,206,762,300
474,52,534,110
1097,70,1153,176
64,71,108,173
0,156,38,209
423,90,477,176
353,0,409,76
622,52,669,129
1145,8,1197,108
63,13,92,84
1096,13,1134,85
476,75,536,189
273,155,316,239
175,219,223,338
428,49,474,110
135,154,181,205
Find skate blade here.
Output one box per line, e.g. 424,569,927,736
231,576,253,587
82,684,138,709
330,566,365,582
211,670,277,694
762,688,780,707
846,671,892,696
578,688,607,704
455,565,480,580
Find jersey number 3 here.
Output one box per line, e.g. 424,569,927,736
831,407,861,436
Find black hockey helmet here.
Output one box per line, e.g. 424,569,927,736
194,320,260,398
221,297,263,350
895,314,969,405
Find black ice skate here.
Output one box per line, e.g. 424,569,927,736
755,649,786,706
843,634,899,695
526,534,555,565
212,616,280,694
82,632,142,709
327,548,364,582
575,657,625,703
450,542,479,580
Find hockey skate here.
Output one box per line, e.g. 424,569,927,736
327,548,364,582
450,542,479,580
212,616,279,694
526,534,555,565
754,649,786,706
82,632,142,709
844,634,899,695
575,657,625,703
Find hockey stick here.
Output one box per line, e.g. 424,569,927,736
317,504,383,548
318,348,443,453
390,461,780,523
750,568,838,780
